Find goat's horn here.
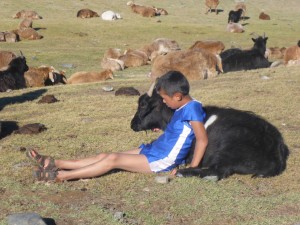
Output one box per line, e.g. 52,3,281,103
19,50,23,56
147,82,156,97
263,32,265,38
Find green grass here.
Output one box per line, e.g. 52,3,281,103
0,0,300,224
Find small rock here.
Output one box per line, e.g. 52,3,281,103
7,212,47,225
143,187,150,192
61,63,75,68
260,75,270,80
155,176,170,184
102,86,114,92
202,175,218,182
114,211,125,220
81,118,95,123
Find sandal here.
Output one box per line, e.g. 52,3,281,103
32,166,62,182
26,149,56,171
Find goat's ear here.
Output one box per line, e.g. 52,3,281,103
264,37,268,41
251,38,256,42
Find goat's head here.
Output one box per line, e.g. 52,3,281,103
131,82,173,132
9,52,29,73
252,34,268,55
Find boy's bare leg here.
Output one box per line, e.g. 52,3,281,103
54,148,141,170
57,152,151,181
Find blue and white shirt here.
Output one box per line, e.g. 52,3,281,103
139,100,206,172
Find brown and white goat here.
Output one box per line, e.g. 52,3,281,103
118,49,148,68
0,32,19,43
259,12,270,20
77,9,99,18
103,48,123,59
13,10,42,19
68,69,113,84
189,40,225,55
127,1,156,17
139,38,181,61
18,18,33,29
155,8,168,15
265,47,286,60
205,0,219,15
283,41,300,65
226,22,244,33
101,58,125,71
24,66,58,87
13,28,43,40
150,49,223,81
0,51,16,70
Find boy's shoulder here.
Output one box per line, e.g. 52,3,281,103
186,99,203,108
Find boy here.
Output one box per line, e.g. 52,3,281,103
27,71,208,181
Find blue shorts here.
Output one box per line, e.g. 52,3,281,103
139,144,182,172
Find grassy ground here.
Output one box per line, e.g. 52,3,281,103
0,0,299,224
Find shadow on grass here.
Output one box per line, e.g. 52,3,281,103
34,27,47,31
207,9,224,14
242,22,250,26
0,89,47,111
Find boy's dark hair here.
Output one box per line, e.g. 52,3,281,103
155,71,190,96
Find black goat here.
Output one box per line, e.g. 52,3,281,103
228,8,244,23
221,35,271,73
0,55,28,92
131,84,289,180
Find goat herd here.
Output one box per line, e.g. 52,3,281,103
0,1,299,180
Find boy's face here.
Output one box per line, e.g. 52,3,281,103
158,89,182,109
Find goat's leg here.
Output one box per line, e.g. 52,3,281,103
176,167,219,178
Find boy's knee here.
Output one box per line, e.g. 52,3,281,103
95,153,108,160
106,153,119,162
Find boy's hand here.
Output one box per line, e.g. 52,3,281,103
152,128,161,132
170,168,177,176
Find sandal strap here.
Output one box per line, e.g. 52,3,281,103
27,149,56,170
32,167,60,182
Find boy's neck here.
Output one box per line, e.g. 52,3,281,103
178,95,193,108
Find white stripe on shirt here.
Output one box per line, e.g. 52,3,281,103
149,124,191,172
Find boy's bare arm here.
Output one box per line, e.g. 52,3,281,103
189,121,208,167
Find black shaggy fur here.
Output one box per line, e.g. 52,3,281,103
0,56,28,92
221,36,271,73
131,90,289,180
228,8,244,23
